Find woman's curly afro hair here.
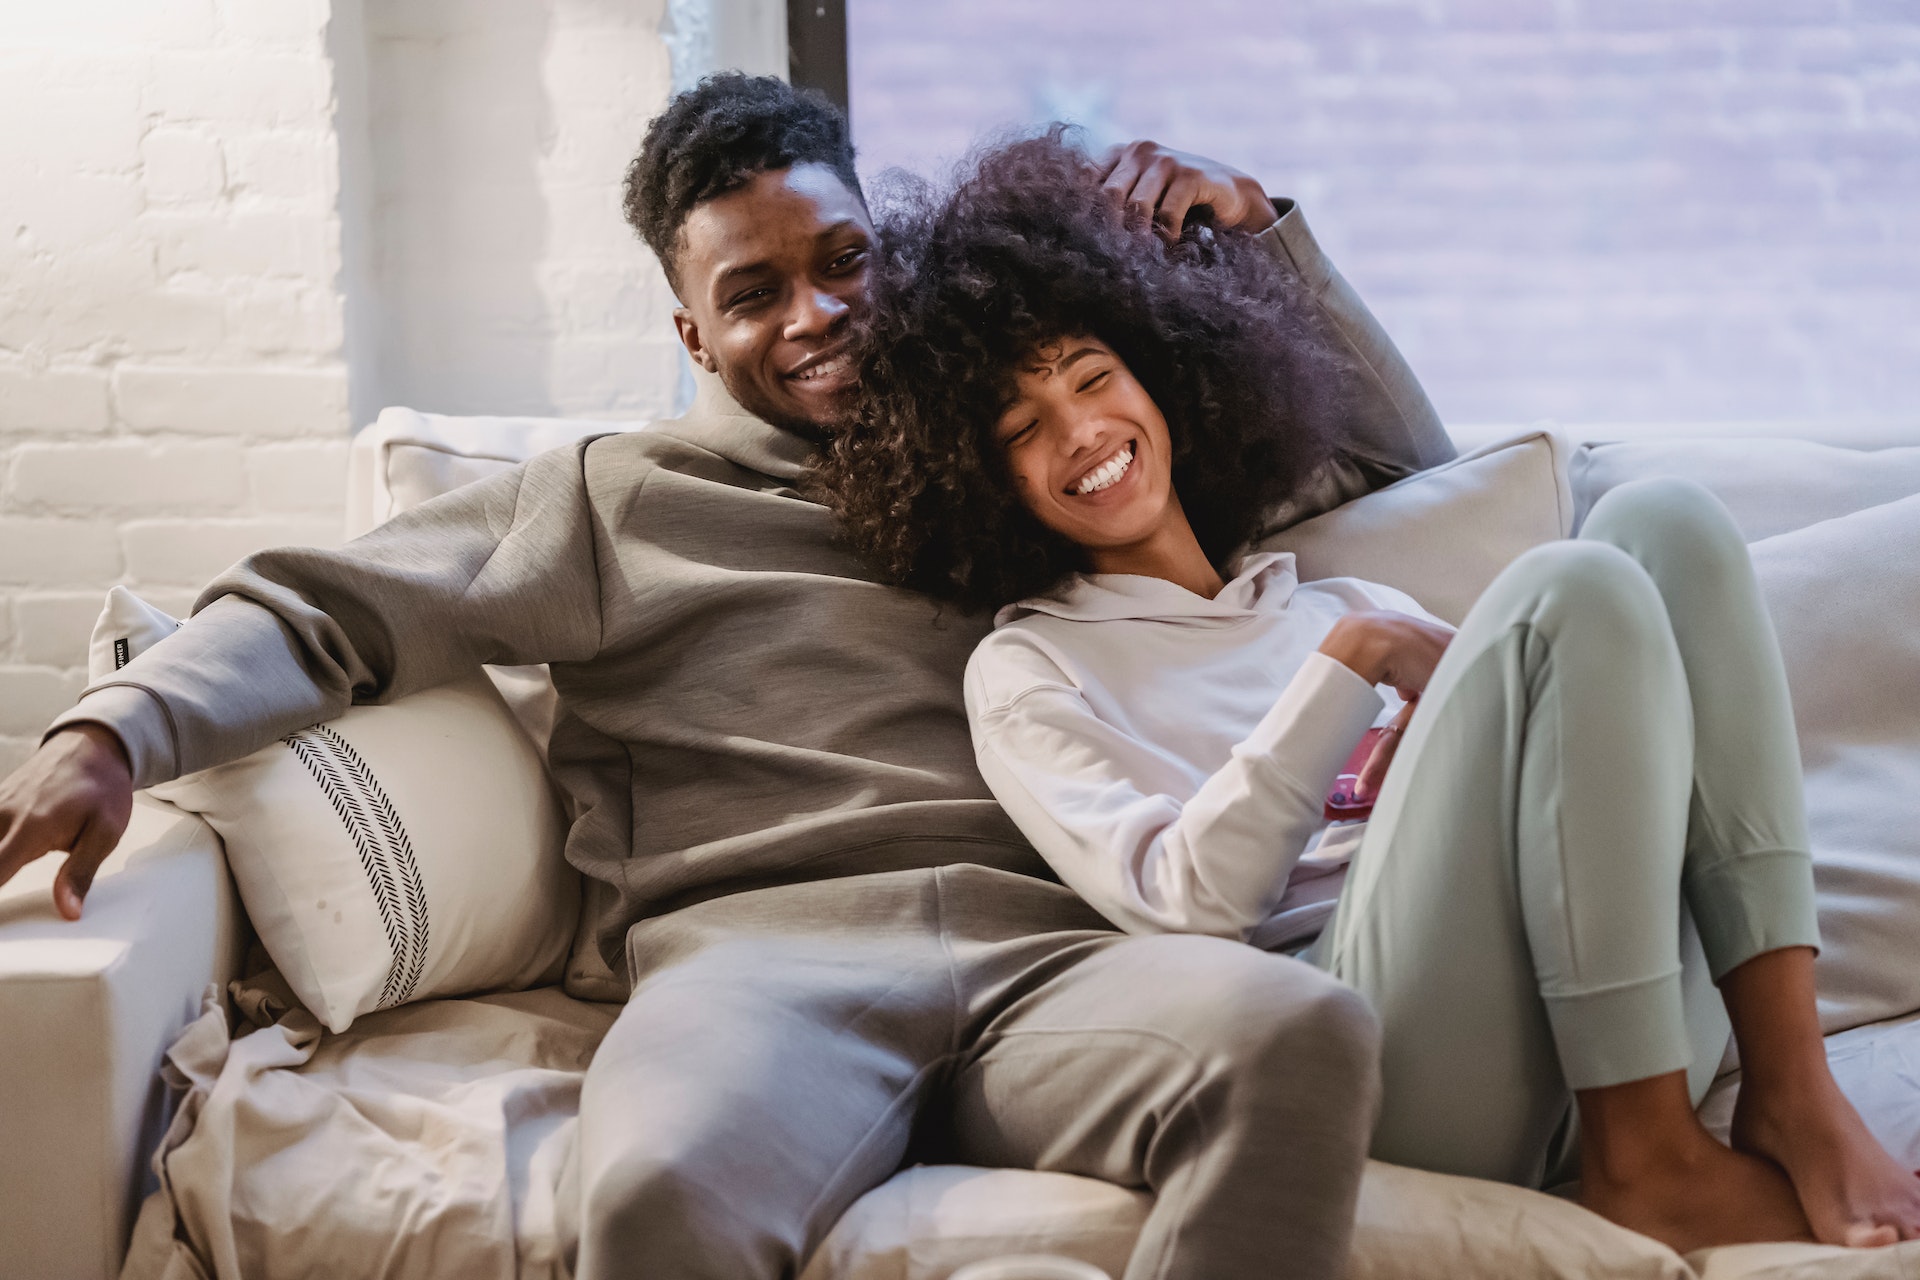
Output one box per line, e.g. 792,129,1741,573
811,127,1347,614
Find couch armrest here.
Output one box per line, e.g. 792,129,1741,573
0,795,241,1280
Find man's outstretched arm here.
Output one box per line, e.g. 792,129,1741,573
0,439,609,918
1097,141,1456,527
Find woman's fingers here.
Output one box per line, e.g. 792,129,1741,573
1355,702,1418,801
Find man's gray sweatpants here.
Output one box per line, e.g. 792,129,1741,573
1311,476,1821,1187
573,864,1381,1280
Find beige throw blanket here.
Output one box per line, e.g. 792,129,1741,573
122,981,615,1280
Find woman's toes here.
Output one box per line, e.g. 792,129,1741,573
1844,1222,1898,1249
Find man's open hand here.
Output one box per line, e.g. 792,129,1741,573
1097,141,1278,240
0,725,134,920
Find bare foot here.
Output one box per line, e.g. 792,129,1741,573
1582,1131,1812,1254
1732,1069,1920,1247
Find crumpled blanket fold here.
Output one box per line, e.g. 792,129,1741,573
120,979,616,1280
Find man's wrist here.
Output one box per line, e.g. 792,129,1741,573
53,722,133,777
1235,180,1279,233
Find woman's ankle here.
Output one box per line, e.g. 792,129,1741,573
1577,1070,1719,1185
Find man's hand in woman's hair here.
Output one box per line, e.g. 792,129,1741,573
1096,140,1278,240
1318,610,1456,702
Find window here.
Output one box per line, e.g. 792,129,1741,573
841,4,1919,432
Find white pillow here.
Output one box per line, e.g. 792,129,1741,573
1257,429,1574,624
1747,493,1920,1034
89,588,579,1033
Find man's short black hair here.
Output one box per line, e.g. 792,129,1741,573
624,72,863,293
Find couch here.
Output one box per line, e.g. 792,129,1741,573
4,409,1919,1280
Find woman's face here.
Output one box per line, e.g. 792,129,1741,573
991,336,1178,554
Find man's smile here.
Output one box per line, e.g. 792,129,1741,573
787,348,854,385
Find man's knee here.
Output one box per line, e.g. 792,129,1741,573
1145,939,1381,1088
1244,961,1381,1091
579,1142,785,1280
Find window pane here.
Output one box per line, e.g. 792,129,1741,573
847,2,1920,431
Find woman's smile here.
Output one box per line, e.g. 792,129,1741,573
1069,440,1137,497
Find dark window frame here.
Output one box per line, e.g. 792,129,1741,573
788,0,849,114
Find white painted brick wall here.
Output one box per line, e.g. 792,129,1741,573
357,0,683,421
0,0,351,777
0,0,689,779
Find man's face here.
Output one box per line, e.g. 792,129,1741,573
672,163,873,434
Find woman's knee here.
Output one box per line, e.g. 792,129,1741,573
1580,476,1747,577
1493,539,1670,652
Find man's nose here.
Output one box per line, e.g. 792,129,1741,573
787,286,848,338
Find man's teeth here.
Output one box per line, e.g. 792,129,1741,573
1074,445,1135,496
794,355,849,382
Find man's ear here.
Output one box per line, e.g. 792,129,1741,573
673,307,719,373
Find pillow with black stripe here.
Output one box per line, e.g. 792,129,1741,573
89,587,578,1033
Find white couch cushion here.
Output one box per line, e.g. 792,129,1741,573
0,797,239,1280
90,589,578,1034
1572,437,1920,542
348,406,650,539
1258,429,1574,625
1749,493,1920,1034
800,1160,1701,1280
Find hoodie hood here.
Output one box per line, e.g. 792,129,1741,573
994,551,1301,628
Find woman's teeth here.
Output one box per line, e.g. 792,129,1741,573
794,355,849,383
1074,444,1135,496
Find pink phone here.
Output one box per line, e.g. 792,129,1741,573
1324,727,1390,822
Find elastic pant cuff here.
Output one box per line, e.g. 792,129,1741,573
1685,849,1822,982
1544,969,1692,1092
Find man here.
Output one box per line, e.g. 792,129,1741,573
0,75,1454,1278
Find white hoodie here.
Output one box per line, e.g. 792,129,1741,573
966,550,1442,950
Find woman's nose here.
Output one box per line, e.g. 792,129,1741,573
1058,405,1107,456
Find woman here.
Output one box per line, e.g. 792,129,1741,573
814,130,1920,1253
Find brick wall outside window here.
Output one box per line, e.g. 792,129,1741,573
850,0,1920,429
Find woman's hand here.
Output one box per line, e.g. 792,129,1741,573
1353,699,1417,803
1318,610,1455,701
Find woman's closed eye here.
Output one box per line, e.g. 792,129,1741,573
999,419,1038,448
1077,369,1110,394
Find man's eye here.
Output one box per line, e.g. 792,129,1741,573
728,288,772,310
829,248,868,273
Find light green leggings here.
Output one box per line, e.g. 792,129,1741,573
1307,476,1820,1188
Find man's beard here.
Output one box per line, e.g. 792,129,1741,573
719,363,839,444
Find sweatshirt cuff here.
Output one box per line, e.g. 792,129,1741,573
43,684,179,791
1254,197,1334,296
1240,651,1385,799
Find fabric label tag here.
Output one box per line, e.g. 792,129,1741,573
113,636,131,670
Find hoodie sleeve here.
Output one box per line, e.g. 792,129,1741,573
44,440,608,789
968,644,1383,941
1251,198,1458,532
